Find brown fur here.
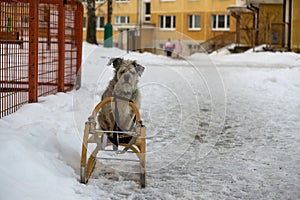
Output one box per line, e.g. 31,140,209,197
98,58,144,135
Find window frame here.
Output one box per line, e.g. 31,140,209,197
211,14,230,31
114,16,130,24
144,2,151,22
188,14,201,31
159,15,176,30
96,16,105,30
116,0,130,3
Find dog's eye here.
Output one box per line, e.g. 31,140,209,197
129,69,135,74
120,70,126,74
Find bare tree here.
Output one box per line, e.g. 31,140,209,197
86,0,97,44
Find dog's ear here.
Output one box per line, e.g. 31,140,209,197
108,58,123,70
134,63,145,77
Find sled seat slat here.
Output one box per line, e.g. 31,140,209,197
90,130,139,136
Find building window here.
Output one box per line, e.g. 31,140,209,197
160,15,176,30
96,16,105,30
211,14,230,30
83,16,87,29
83,0,104,2
116,0,130,3
188,15,201,30
115,16,130,24
144,2,151,22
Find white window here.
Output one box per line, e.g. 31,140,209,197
188,15,201,30
96,16,105,30
211,14,230,30
115,16,130,24
83,0,104,3
144,2,151,22
160,15,176,30
116,0,130,3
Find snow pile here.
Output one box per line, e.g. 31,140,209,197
0,93,83,200
0,43,300,199
209,46,300,68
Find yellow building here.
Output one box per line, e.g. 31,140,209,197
82,0,237,55
82,0,299,53
151,0,236,54
82,0,153,50
284,0,300,52
230,2,284,48
228,0,300,52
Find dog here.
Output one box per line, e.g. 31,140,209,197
97,58,145,148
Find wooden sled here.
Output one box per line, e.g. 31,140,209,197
80,97,146,187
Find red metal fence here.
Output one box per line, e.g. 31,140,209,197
0,0,83,118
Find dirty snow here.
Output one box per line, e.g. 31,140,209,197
0,43,300,200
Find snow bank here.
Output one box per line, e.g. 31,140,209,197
209,45,300,68
0,93,86,200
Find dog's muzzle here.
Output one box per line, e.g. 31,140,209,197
123,74,130,83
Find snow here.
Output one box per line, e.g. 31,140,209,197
1,43,300,199
209,45,300,68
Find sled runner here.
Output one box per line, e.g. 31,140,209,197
80,97,146,187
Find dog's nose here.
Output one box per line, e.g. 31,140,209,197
124,74,130,82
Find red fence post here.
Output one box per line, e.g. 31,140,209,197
58,0,65,92
75,3,83,90
28,0,39,103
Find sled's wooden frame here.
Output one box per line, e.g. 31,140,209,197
80,97,146,187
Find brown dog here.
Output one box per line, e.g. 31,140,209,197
97,58,144,148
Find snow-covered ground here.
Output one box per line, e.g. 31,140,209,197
1,43,300,200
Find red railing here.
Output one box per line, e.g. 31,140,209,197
0,0,83,118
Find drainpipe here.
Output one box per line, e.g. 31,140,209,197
283,0,286,48
236,13,241,45
247,3,259,46
287,0,292,51
283,0,292,51
137,0,142,52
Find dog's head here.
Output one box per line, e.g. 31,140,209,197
108,58,145,96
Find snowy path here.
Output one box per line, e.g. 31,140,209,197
0,44,300,199
75,47,300,199
90,68,300,200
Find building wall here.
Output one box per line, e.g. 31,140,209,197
151,0,236,54
83,0,236,54
82,0,299,53
258,4,283,46
83,0,140,43
151,0,236,41
239,12,255,46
